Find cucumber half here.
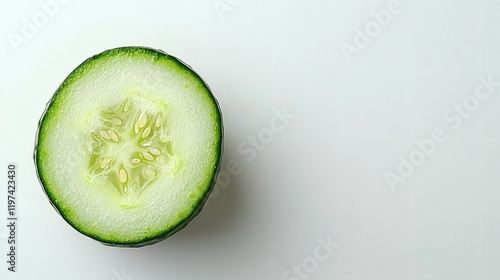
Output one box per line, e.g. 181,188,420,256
34,47,223,247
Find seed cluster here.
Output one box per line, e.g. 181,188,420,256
88,99,177,201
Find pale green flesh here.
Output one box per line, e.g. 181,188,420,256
36,47,221,245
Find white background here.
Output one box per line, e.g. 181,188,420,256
1,0,500,279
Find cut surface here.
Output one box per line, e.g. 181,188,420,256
35,47,222,246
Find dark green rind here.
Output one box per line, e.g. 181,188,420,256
34,46,223,247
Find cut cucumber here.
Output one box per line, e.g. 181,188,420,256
34,47,223,247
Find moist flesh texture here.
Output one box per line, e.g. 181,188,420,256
35,47,222,246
